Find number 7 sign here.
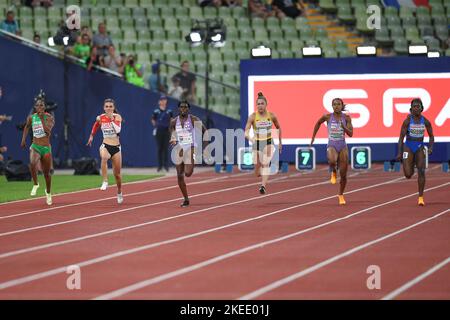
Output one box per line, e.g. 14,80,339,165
295,147,316,171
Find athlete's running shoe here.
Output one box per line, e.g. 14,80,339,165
45,190,52,206
180,199,190,207
259,185,266,194
100,181,108,191
330,172,337,185
338,195,346,205
30,184,39,196
117,193,123,204
418,196,425,206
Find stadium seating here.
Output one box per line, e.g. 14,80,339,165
2,0,448,119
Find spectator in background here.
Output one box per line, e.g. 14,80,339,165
249,0,282,19
172,61,196,104
198,0,222,7
86,46,100,71
0,11,21,36
149,63,167,94
222,0,242,6
118,52,127,75
168,76,184,101
33,32,41,44
124,54,145,87
78,25,93,44
272,0,304,18
25,0,53,7
151,95,173,172
92,22,113,58
72,33,91,66
102,45,123,74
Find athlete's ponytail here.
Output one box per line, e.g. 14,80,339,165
256,92,267,104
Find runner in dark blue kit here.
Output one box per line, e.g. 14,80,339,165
396,98,434,206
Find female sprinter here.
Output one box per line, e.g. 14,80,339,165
396,98,434,206
20,97,55,205
310,98,353,205
244,92,282,194
169,100,206,207
86,98,124,204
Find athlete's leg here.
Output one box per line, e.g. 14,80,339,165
402,145,415,179
415,147,426,205
327,147,338,184
29,147,40,186
111,151,122,194
338,148,349,205
40,153,52,193
175,147,189,206
261,144,275,188
253,142,261,177
99,145,110,189
184,147,194,178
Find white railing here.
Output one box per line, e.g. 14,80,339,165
0,28,123,78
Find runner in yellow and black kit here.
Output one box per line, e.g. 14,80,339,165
21,97,55,205
245,92,282,194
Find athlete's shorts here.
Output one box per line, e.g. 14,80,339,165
30,143,51,157
101,143,121,158
327,140,347,153
404,140,424,154
253,139,272,152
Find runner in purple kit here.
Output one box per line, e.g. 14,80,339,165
310,98,353,205
169,100,207,207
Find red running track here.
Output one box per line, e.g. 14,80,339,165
0,164,448,300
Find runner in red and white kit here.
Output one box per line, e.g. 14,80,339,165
87,98,124,204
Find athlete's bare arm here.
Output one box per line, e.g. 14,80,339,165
244,113,256,142
270,112,282,154
310,114,330,145
169,118,177,146
20,116,32,148
424,117,434,154
191,115,208,149
396,117,410,160
342,114,353,137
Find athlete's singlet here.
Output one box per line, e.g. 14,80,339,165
31,113,48,139
100,114,120,139
405,115,425,154
253,112,272,141
175,115,196,149
327,113,347,153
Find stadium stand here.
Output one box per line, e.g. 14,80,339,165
0,0,448,119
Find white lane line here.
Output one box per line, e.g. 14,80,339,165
0,174,170,206
382,256,450,300
0,169,329,237
0,174,406,291
95,181,447,300
239,207,450,300
0,175,237,219
0,173,337,259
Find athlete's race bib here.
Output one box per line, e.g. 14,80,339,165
32,122,46,138
178,131,193,145
101,123,116,138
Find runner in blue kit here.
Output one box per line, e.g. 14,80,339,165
169,101,207,207
310,98,353,205
396,98,434,206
